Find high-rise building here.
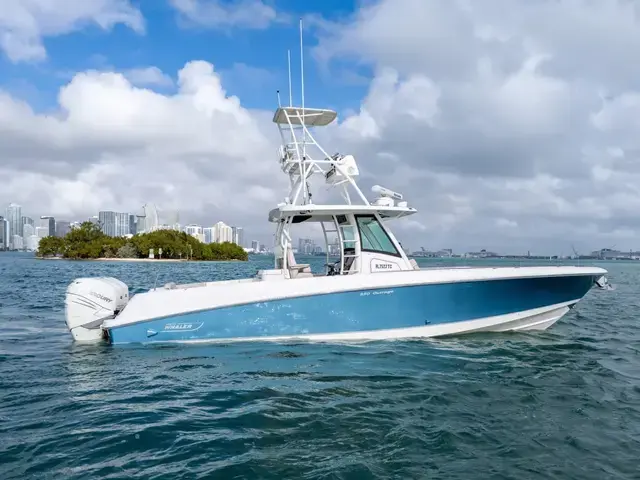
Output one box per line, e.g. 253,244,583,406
298,238,315,254
136,214,146,233
213,221,233,243
23,224,35,238
0,216,7,250
6,203,22,248
251,240,259,252
140,203,159,233
98,211,116,236
98,211,130,237
39,216,55,237
22,216,34,228
129,215,137,235
55,221,71,238
185,224,202,235
231,226,244,247
11,235,23,250
115,212,129,237
36,226,49,238
26,235,40,252
185,224,204,243
203,227,214,244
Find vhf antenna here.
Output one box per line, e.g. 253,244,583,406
287,49,293,107
277,50,293,107
299,17,308,203
300,17,305,117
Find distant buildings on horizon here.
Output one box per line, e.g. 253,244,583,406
5,203,638,259
0,202,269,253
410,246,640,261
411,247,555,259
0,203,64,252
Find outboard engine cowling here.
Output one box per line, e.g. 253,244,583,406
65,277,129,342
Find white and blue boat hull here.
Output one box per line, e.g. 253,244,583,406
102,271,603,345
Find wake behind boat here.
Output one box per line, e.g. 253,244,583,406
63,25,610,346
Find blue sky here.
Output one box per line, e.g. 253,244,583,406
0,0,367,113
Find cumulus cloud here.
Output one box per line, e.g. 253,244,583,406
169,0,282,30
0,0,144,62
0,61,285,231
310,0,640,253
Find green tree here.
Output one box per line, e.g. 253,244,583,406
117,243,138,258
36,236,65,257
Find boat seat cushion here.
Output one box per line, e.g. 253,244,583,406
288,265,313,278
290,263,311,271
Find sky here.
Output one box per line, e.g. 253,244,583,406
2,0,640,255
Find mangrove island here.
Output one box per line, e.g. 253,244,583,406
36,222,248,261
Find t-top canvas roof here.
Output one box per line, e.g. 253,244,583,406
273,107,337,127
268,204,418,223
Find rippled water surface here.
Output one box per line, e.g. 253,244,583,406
1,253,639,479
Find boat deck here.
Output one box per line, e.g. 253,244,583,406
157,264,597,292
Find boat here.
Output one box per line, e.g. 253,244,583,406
63,25,611,346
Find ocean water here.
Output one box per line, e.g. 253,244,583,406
0,252,638,479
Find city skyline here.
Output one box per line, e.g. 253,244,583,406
3,199,636,260
0,202,261,253
3,200,639,259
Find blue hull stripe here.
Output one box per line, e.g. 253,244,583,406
108,275,597,344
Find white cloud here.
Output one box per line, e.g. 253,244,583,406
0,0,144,62
4,0,640,254
169,0,282,30
340,68,441,139
310,0,640,253
0,60,284,234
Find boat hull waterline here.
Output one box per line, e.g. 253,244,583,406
99,270,604,345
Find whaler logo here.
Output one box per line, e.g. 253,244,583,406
162,322,204,333
89,292,112,303
164,323,194,331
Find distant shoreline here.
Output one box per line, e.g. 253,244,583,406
37,257,242,263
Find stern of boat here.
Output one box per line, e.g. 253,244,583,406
64,277,129,342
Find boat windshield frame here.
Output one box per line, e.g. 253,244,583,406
273,208,410,276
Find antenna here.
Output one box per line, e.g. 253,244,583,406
299,18,305,113
299,17,307,203
287,50,293,107
276,89,282,107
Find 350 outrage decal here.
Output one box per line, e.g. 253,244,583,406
360,290,394,296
